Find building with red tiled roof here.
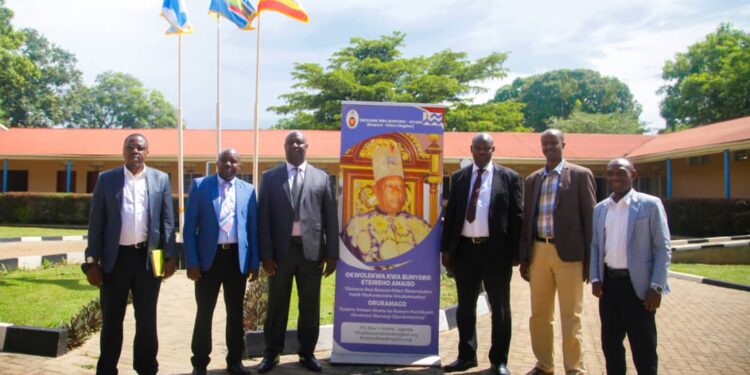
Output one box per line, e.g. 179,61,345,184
1,116,749,199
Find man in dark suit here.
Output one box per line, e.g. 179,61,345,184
184,148,259,375
590,158,671,375
257,131,339,373
84,133,177,375
441,133,523,375
519,129,596,375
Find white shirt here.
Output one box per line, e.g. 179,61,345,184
120,165,149,246
603,189,634,269
461,163,493,237
286,161,307,236
217,175,238,244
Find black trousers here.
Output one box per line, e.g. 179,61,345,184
599,271,658,375
97,246,161,375
191,247,248,369
452,239,513,366
264,238,322,357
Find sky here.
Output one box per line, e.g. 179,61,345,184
6,0,750,132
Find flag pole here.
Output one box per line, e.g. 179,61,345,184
216,16,222,155
252,14,261,189
177,33,185,237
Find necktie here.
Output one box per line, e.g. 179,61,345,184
466,168,484,223
291,167,301,221
219,180,234,235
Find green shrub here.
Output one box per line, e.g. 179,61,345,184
0,193,182,225
663,198,750,237
243,270,269,331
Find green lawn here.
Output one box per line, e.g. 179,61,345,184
0,226,87,238
0,264,98,327
286,273,459,328
671,263,750,286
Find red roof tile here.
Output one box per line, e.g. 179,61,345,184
1,117,748,162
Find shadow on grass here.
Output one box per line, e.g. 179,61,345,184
0,276,94,291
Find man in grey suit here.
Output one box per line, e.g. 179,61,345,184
257,131,339,373
84,133,177,375
590,158,671,375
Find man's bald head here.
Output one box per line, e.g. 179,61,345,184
470,132,495,168
217,148,241,181
540,128,565,167
606,158,637,198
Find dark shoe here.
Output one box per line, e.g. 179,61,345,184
491,363,511,375
444,358,478,373
298,354,322,372
257,355,279,374
226,362,251,375
525,367,553,375
191,368,207,375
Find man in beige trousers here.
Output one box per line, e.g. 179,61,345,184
519,129,596,375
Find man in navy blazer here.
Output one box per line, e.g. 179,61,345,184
184,148,259,375
590,158,671,375
85,133,177,375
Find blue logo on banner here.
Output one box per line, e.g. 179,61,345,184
423,112,443,127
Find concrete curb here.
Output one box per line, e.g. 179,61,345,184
0,235,87,243
244,293,489,358
0,251,85,271
669,271,750,292
0,323,67,357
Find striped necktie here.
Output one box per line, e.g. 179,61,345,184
219,180,234,235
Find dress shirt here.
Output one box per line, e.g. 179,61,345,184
286,161,307,236
535,160,564,239
461,163,493,237
119,165,149,246
603,189,634,269
216,176,238,244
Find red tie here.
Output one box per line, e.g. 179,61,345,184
466,168,484,223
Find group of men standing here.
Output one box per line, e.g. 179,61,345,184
441,130,671,375
85,131,337,375
84,127,670,375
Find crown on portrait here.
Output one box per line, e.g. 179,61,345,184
372,141,404,183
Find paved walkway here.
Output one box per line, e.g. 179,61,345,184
2,266,749,374
0,240,87,259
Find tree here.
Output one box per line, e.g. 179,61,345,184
66,71,177,128
270,32,518,130
0,0,37,125
493,69,641,131
547,108,647,134
446,101,528,132
659,23,750,129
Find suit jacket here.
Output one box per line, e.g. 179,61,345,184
183,175,259,275
441,163,523,264
519,161,596,263
589,190,671,300
86,166,176,274
259,163,339,262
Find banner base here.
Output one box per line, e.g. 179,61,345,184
330,342,441,366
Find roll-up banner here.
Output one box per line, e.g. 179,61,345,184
331,101,445,366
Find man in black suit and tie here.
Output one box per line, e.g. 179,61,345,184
441,133,523,375
257,131,339,373
84,133,177,375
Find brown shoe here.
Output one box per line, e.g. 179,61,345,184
526,368,553,375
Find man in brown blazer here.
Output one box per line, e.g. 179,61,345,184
519,129,596,375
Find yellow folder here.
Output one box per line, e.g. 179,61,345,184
150,249,164,277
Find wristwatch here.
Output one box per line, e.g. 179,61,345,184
81,257,98,274
651,285,664,294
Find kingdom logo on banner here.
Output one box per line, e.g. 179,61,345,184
331,101,445,366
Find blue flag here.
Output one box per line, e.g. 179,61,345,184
161,0,194,34
209,0,257,30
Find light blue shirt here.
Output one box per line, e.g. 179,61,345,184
217,176,238,244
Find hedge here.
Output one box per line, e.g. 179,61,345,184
662,198,750,237
1,193,748,238
0,193,182,226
